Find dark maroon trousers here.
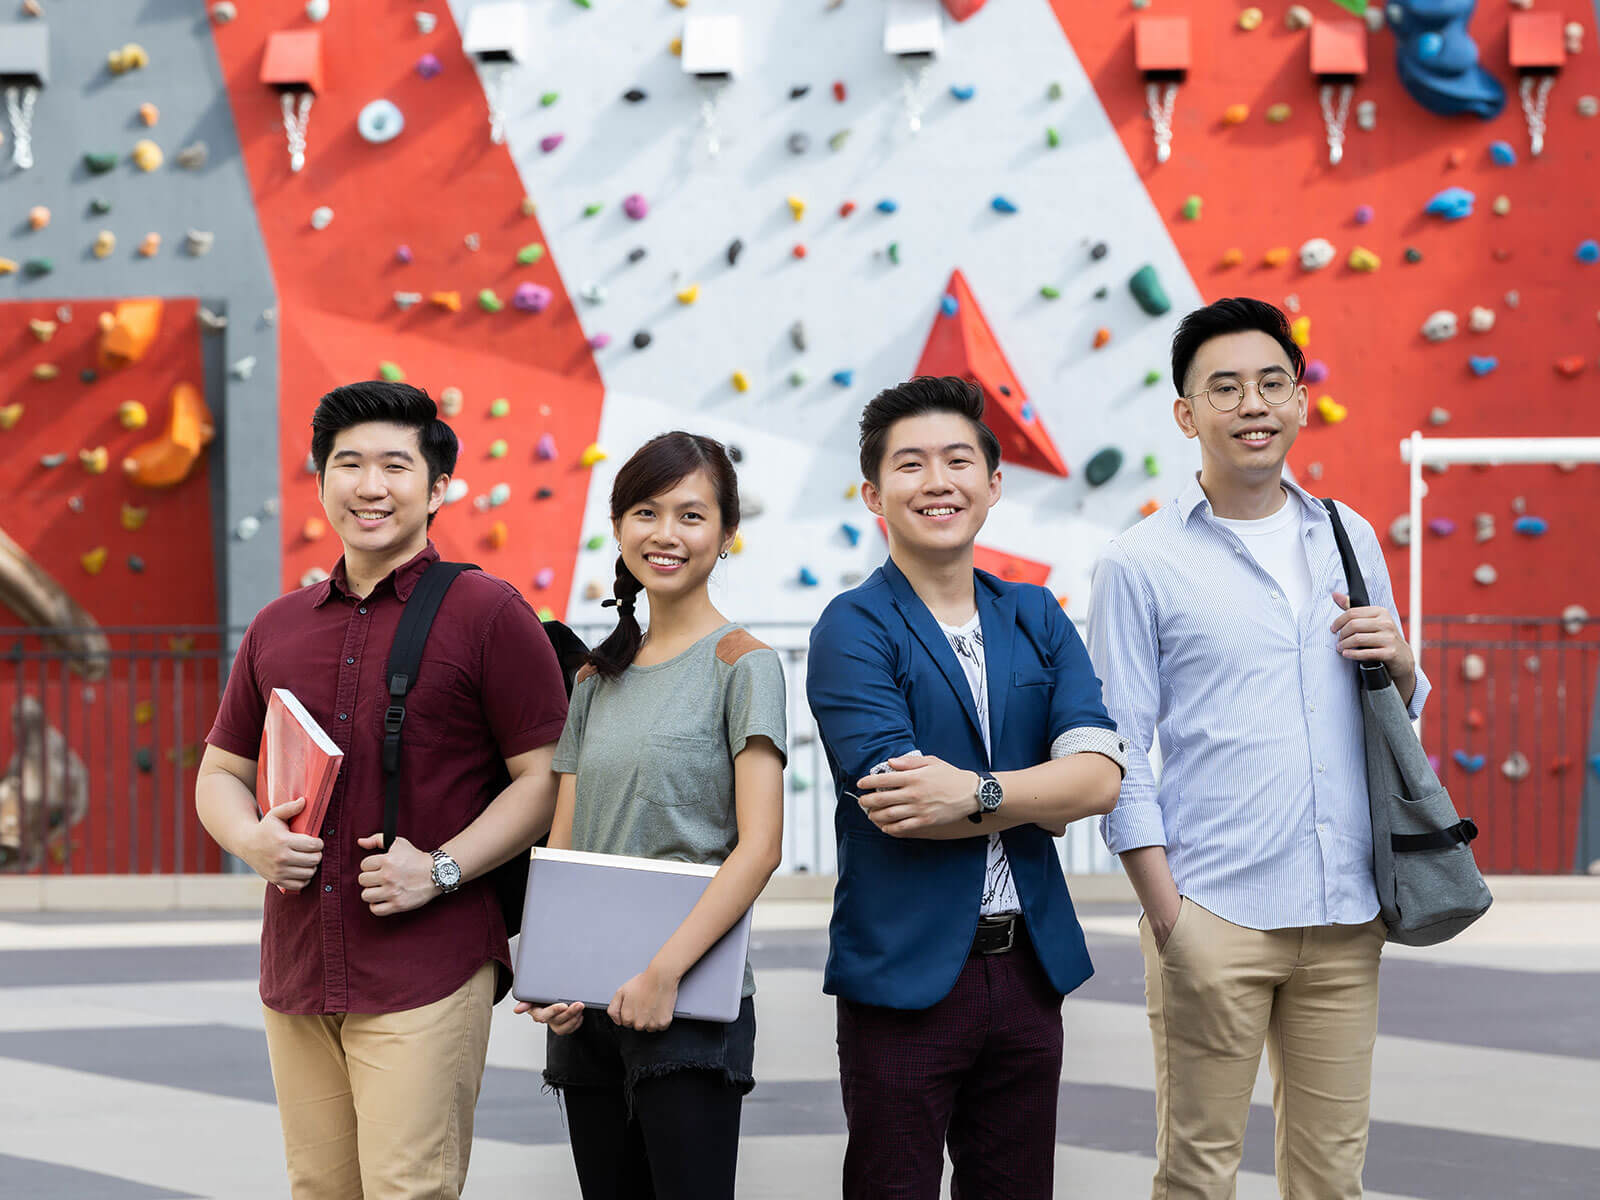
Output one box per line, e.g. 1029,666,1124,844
836,934,1065,1200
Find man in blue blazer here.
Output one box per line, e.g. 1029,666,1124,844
807,376,1127,1200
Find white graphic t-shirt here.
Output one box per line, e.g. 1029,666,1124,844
937,613,1021,916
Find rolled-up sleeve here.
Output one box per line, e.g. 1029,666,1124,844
1039,588,1126,774
1087,543,1168,854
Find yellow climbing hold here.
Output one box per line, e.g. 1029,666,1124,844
580,443,608,468
32,363,60,381
729,532,744,555
1317,395,1348,424
1219,247,1244,268
1266,102,1292,123
1238,7,1264,31
1290,316,1311,347
132,139,163,171
93,230,117,258
1222,104,1249,125
120,503,149,531
107,43,149,73
675,284,700,305
134,700,154,725
0,404,22,430
0,259,17,275
80,446,110,474
81,547,109,575
28,318,56,341
1347,246,1381,272
845,483,858,499
118,400,149,429
1263,246,1290,267
669,36,682,55
731,370,750,392
787,194,806,221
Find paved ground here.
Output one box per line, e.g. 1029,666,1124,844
1,897,1596,1199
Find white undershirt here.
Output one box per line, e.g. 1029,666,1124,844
1213,494,1313,619
936,613,1022,916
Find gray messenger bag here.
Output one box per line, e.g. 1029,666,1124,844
1323,499,1492,946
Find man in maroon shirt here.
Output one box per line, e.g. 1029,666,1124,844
196,381,567,1200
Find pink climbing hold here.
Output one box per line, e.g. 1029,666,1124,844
534,567,556,589
417,53,442,79
588,332,612,349
540,133,564,153
622,193,649,220
513,282,553,312
535,433,558,460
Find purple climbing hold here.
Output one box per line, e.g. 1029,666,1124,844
540,133,565,153
395,244,413,263
536,433,558,461
939,293,958,317
534,567,556,589
1354,204,1375,225
622,193,649,220
417,53,442,79
1427,517,1456,537
513,282,553,313
1304,359,1329,384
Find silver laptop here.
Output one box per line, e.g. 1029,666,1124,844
512,847,752,1024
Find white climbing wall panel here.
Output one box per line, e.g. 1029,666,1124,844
451,0,1207,627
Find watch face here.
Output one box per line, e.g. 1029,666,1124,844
979,778,1004,812
436,857,462,888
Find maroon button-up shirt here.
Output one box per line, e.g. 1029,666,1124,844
207,543,568,1015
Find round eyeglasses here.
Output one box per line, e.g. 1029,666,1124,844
1185,372,1301,413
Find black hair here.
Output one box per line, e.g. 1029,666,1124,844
1170,297,1306,397
309,381,458,527
588,431,742,680
857,375,1002,486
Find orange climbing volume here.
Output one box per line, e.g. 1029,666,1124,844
123,382,215,488
98,298,164,370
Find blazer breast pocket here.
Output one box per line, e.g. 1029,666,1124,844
1012,669,1051,688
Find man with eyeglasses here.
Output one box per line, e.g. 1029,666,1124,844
1087,297,1430,1198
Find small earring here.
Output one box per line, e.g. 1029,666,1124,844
719,550,729,560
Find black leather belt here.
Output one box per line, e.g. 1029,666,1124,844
971,914,1023,956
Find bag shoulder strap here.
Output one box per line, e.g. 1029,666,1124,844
1320,499,1391,691
381,560,478,850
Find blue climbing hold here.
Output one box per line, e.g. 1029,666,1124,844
1452,749,1486,774
798,567,819,587
1019,402,1034,423
990,195,1018,214
1513,516,1548,536
1577,239,1600,263
1489,140,1516,166
1387,1,1506,120
949,84,975,101
1468,355,1498,376
940,293,958,317
841,522,861,547
876,198,899,214
1425,187,1475,220
1417,31,1443,58
1590,754,1600,778
832,369,855,387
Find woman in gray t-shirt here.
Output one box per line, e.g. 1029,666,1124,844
515,432,786,1200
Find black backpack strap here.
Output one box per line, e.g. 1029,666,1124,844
1321,499,1390,691
382,561,477,851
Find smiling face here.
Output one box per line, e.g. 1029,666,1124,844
1175,329,1308,485
613,468,735,603
862,411,1000,562
318,421,447,561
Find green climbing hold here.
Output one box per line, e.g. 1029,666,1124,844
536,606,556,621
1143,453,1160,477
517,242,546,265
489,439,508,458
585,534,605,550
84,152,119,174
829,129,851,151
1404,247,1422,263
1085,447,1124,487
378,361,405,382
789,369,807,387
23,258,53,277
540,91,559,107
1181,195,1202,221
490,397,511,418
1143,369,1162,386
478,288,505,313
1040,285,1061,300
1128,264,1171,316
1047,81,1063,101
583,202,603,217
1046,127,1060,149
134,747,154,773
887,241,900,265
90,197,112,215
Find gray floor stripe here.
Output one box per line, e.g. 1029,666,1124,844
0,1152,199,1199
0,1025,1592,1199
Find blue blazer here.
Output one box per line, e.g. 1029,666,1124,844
806,557,1120,1010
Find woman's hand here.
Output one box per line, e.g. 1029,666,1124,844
607,965,680,1032
514,999,586,1035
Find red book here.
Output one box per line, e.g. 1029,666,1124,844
256,688,343,856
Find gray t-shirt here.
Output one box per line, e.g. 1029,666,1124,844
552,623,788,997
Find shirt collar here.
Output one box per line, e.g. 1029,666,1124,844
1176,472,1330,527
314,541,440,607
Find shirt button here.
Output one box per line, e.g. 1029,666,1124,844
338,713,348,721
358,606,368,615
1270,591,1280,600
324,826,335,836
1317,763,1326,773
1234,547,1243,555
1317,822,1328,833
324,884,333,893
346,657,355,665
1309,702,1317,712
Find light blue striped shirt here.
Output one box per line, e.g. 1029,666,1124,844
1088,474,1431,931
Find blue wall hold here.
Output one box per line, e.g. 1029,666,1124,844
876,198,899,214
1489,140,1516,165
832,369,855,386
940,293,958,316
1425,187,1476,220
1577,239,1600,263
841,522,861,547
949,84,975,101
1388,1,1506,120
990,195,1018,214
1514,516,1549,536
798,567,819,587
1468,355,1498,376
1453,749,1487,773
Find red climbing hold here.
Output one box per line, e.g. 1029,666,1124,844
832,80,846,102
839,200,856,218
1555,355,1586,377
792,243,808,259
941,0,989,21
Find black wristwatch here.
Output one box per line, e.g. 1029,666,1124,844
968,770,1003,824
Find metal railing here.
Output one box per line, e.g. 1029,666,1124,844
3,617,1595,876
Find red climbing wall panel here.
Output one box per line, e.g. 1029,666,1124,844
208,0,602,614
1053,2,1600,874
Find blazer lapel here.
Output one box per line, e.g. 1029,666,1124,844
882,557,986,748
977,576,1016,754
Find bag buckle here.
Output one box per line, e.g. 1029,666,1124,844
384,705,406,735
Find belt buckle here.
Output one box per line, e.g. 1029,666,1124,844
979,916,1016,956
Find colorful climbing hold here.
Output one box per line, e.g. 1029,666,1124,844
489,397,511,419
1092,326,1112,349
799,567,819,587
832,81,846,102
582,202,603,217
118,401,148,430
1425,187,1475,220
792,244,808,259
623,193,649,220
876,198,899,214
841,523,862,547
79,446,109,473
1468,356,1498,377
832,369,854,387
887,242,901,265
1222,104,1249,125
991,195,1018,214
81,547,109,576
1290,316,1311,348
788,195,806,221
632,330,652,349
1347,246,1380,272
1304,360,1329,384
377,361,405,382
940,294,958,317
1452,750,1486,774
1084,447,1123,486
1354,204,1375,225
1238,7,1263,31
539,133,564,154
1219,248,1244,269
1489,140,1516,166
950,84,975,101
829,129,851,151
1492,195,1511,216
32,363,59,380
132,140,164,171
1128,264,1171,315
488,439,508,459
1039,285,1060,300
1266,102,1292,123
1045,127,1060,148
1576,240,1600,263
1143,369,1161,386
1143,454,1160,477
310,206,334,230
477,288,504,313
1514,516,1549,536
0,404,22,430
580,443,607,468
512,283,553,313
1555,355,1586,377
1262,246,1291,267
417,53,442,78
516,242,545,265
1316,396,1348,423
675,284,700,305
731,370,751,393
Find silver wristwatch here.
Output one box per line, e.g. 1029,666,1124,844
430,849,463,894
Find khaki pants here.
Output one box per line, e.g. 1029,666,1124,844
1140,899,1384,1200
262,963,496,1200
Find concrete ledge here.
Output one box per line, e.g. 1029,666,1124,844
1,872,1593,912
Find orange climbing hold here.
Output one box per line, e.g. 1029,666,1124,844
1555,355,1586,377
1219,247,1244,268
122,382,215,488
1140,498,1161,517
98,298,165,370
430,290,462,312
1263,246,1290,267
1092,327,1112,349
487,520,509,549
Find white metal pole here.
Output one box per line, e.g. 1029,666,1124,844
1407,431,1423,659
1399,436,1600,466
